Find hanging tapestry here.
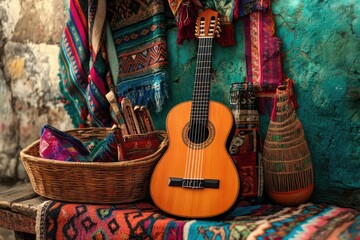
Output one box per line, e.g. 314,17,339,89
167,0,238,46
58,0,168,128
107,0,169,112
203,0,237,46
242,0,283,97
238,0,269,17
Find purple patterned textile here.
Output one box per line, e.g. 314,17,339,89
39,125,90,162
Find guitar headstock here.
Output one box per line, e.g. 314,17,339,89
195,9,221,39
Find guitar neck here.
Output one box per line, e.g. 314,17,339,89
191,37,214,124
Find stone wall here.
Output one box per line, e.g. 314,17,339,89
0,0,72,183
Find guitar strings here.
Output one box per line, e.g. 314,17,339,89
192,37,214,188
199,38,213,188
198,37,213,188
185,34,203,188
184,20,215,188
195,35,207,188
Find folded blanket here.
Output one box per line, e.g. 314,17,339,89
37,201,360,240
39,124,117,162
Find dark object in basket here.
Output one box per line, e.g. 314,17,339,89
20,128,168,204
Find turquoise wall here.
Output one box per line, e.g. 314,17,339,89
152,1,360,208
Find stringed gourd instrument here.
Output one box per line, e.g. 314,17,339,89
150,9,240,218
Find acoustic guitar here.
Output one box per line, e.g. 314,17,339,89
150,9,240,218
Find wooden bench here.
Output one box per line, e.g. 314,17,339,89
0,183,45,239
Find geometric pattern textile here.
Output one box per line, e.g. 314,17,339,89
243,5,283,96
37,201,360,240
107,0,169,113
59,0,169,128
39,124,89,162
39,124,118,162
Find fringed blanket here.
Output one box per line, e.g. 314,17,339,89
59,0,168,128
37,201,360,239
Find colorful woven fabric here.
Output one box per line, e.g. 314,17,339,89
238,0,269,17
167,0,202,44
167,0,239,46
58,0,91,128
107,0,168,113
39,125,118,162
39,124,90,162
121,132,162,160
37,201,360,240
203,0,237,46
242,1,283,96
88,132,118,162
229,82,263,202
59,0,168,128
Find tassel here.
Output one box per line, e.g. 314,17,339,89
216,23,236,47
285,78,299,109
270,95,277,121
176,1,198,44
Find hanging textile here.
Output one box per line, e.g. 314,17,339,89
107,0,168,112
167,0,238,47
229,82,263,202
203,0,237,46
238,0,269,17
59,0,168,128
242,0,283,97
167,0,202,44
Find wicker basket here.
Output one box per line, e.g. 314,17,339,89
20,127,168,204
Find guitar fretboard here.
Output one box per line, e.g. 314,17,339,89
190,37,214,126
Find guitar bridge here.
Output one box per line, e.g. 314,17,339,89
168,177,219,189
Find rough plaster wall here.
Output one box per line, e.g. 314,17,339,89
0,0,72,183
272,0,360,207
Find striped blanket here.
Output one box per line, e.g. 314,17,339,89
37,201,360,239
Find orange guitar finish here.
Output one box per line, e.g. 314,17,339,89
150,100,240,218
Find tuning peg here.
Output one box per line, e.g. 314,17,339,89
216,26,222,32
216,33,221,38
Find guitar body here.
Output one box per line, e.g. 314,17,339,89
150,100,240,218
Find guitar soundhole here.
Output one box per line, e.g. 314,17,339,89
188,123,209,144
182,121,215,149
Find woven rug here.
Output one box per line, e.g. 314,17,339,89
36,201,360,239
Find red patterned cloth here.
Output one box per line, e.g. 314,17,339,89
167,0,238,46
37,201,360,240
243,3,283,96
118,132,162,161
